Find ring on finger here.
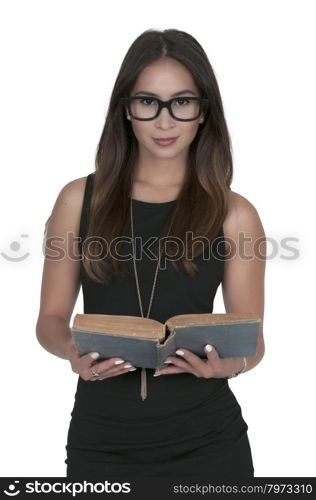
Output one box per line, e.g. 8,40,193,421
90,368,100,378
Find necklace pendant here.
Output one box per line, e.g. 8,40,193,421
130,198,174,402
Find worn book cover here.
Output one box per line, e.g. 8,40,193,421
71,312,261,369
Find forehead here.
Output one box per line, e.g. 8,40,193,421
131,59,198,97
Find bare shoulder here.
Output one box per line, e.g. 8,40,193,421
222,190,266,257
50,175,88,214
44,176,88,231
223,190,265,237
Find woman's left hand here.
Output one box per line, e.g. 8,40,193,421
153,344,244,379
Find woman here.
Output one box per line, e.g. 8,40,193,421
36,28,266,478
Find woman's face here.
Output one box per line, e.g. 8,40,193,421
127,58,204,161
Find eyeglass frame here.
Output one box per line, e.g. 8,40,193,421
120,96,209,122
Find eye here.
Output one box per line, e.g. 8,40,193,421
174,98,190,106
139,98,157,106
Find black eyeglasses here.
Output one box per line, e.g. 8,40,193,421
120,96,209,121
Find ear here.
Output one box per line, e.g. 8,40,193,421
123,105,130,120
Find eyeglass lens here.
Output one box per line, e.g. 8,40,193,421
130,97,201,120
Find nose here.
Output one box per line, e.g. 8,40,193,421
155,106,175,129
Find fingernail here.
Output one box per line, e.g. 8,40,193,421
164,360,172,364
129,368,137,371
153,372,161,377
90,352,100,359
114,360,125,365
124,364,132,368
176,350,184,356
205,344,213,352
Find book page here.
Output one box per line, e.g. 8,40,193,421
73,314,165,339
166,312,261,329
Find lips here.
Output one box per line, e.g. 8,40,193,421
154,137,178,140
153,137,178,146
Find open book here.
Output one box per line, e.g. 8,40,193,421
71,312,261,370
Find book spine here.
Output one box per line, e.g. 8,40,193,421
156,327,176,369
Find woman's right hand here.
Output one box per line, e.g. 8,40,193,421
66,342,137,381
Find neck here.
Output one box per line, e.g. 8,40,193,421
133,156,188,188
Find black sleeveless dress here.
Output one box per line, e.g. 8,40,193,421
65,173,254,478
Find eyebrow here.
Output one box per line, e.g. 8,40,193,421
134,89,196,98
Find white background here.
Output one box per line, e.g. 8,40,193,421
0,0,315,478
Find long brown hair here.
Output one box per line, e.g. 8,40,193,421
83,28,233,283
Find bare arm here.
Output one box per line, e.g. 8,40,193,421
221,191,266,374
35,176,137,381
35,177,86,360
152,191,266,379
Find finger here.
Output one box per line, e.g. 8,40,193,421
73,351,102,371
155,355,199,377
69,348,100,374
90,356,130,372
154,365,188,376
88,360,136,381
162,355,194,372
203,344,222,376
204,344,220,361
78,352,123,373
97,365,136,381
171,348,207,372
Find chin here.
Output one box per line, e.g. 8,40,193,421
151,148,183,159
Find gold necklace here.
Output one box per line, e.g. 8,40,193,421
130,198,175,400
